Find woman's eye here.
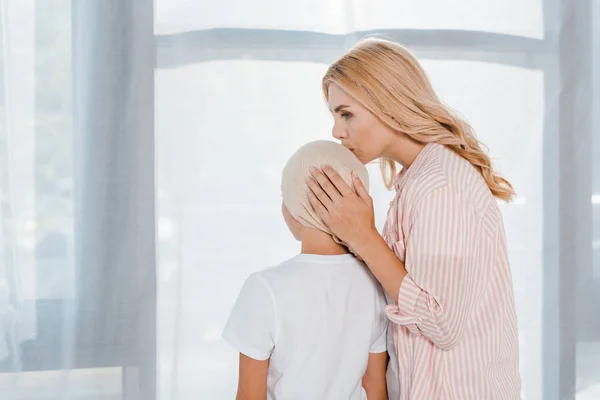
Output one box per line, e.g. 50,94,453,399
341,112,352,120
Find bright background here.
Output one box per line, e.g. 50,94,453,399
0,0,598,399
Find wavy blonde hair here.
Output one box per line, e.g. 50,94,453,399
322,38,515,202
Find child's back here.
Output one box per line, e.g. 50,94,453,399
223,141,388,399
223,252,388,400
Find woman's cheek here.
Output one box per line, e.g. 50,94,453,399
351,120,367,141
347,119,360,136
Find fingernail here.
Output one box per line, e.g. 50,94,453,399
309,166,316,172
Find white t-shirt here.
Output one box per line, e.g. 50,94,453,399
222,253,388,400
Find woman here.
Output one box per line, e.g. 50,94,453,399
306,38,521,399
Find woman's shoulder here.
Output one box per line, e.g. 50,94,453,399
399,161,447,212
400,176,489,223
409,146,490,199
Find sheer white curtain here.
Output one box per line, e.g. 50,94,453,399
0,0,598,399
0,0,155,399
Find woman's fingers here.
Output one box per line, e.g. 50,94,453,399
306,176,333,210
322,165,353,197
351,171,371,202
307,186,330,220
309,167,343,201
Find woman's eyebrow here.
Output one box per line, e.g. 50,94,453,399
331,104,350,113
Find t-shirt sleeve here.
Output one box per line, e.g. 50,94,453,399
222,272,277,360
370,289,389,354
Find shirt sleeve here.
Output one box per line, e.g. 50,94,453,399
385,186,486,350
370,290,389,354
222,272,277,360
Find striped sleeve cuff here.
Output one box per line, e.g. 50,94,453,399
385,275,422,329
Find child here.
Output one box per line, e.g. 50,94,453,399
222,140,388,400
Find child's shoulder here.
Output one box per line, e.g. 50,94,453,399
236,257,304,305
254,254,376,292
252,255,306,282
249,254,344,291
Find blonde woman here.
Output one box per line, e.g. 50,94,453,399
307,38,521,400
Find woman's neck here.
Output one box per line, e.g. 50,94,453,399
385,136,426,169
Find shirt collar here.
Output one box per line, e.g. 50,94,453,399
393,142,440,192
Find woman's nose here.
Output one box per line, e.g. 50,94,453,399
332,124,347,140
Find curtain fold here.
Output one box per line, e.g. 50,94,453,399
72,0,156,398
1,0,156,399
0,0,37,371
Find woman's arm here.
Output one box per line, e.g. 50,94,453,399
352,231,407,301
308,167,484,350
382,187,483,350
306,165,407,299
236,353,269,400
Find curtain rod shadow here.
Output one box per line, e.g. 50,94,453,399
155,28,549,69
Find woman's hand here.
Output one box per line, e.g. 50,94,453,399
306,165,378,251
307,165,408,299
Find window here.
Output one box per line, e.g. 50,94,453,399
155,2,590,399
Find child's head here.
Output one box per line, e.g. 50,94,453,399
281,140,369,246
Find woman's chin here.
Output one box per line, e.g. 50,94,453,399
357,154,374,165
351,150,367,164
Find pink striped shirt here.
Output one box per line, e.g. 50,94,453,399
383,143,521,399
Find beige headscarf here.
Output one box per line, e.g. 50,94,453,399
281,140,370,250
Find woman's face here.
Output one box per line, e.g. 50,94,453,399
327,82,397,164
